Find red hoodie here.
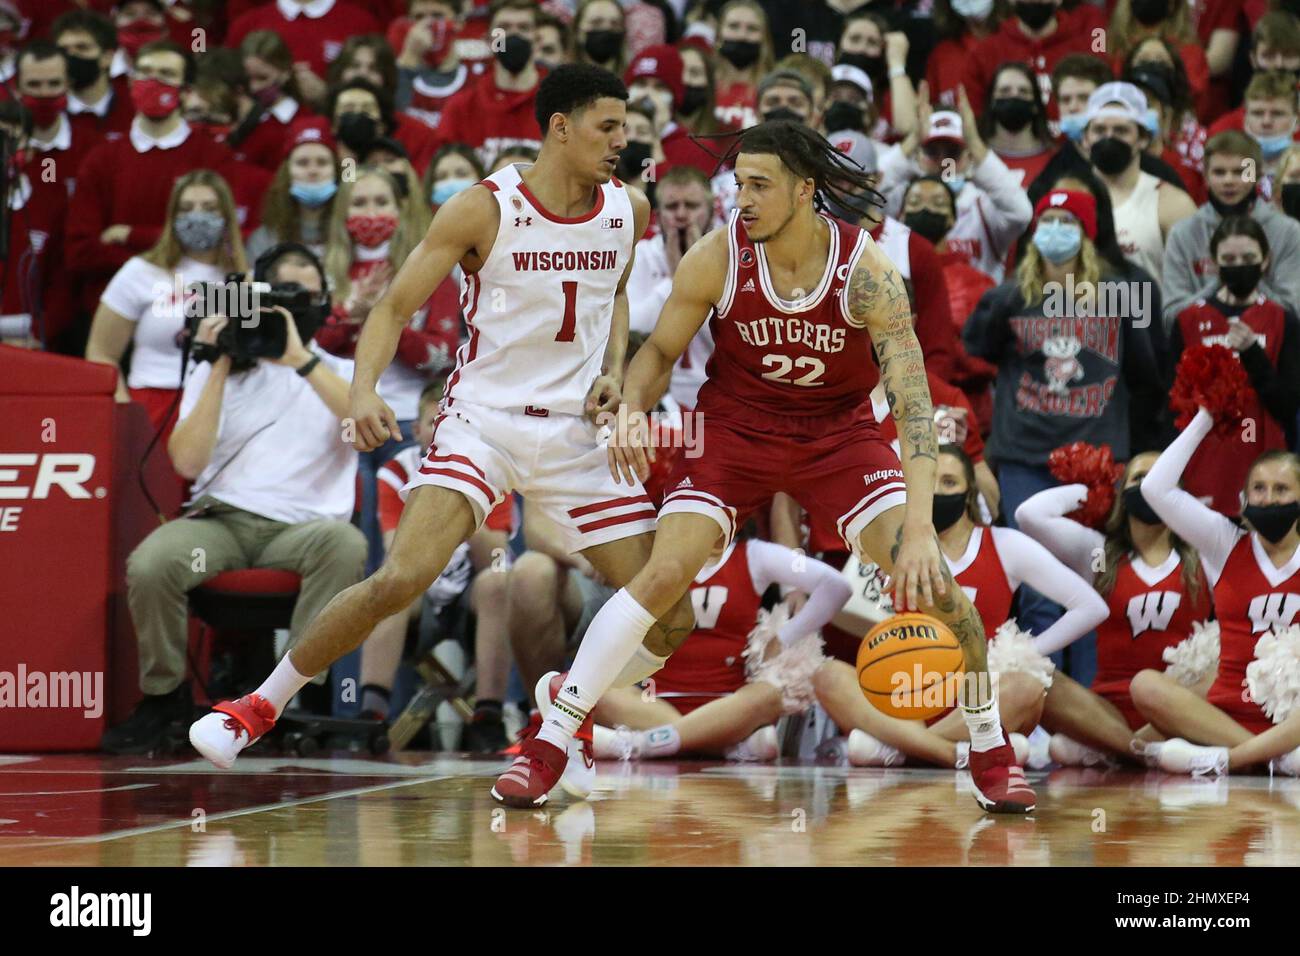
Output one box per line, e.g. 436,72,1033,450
433,68,543,165
965,6,1104,116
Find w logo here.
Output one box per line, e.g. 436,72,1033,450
1247,593,1300,633
1126,591,1181,637
690,585,729,630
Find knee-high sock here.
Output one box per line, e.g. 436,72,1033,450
538,588,655,749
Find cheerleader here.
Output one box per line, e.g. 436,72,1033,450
590,535,852,762
1133,408,1300,776
1015,452,1212,764
813,446,1109,768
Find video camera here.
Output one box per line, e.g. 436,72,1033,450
185,273,331,365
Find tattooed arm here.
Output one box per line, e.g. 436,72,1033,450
849,238,947,611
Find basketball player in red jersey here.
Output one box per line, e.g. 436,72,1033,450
188,65,698,798
1016,452,1213,765
1129,409,1300,776
814,446,1106,769
511,120,1039,813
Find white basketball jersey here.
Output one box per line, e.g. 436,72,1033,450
443,163,636,416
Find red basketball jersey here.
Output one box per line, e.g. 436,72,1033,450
949,526,1015,634
694,210,878,433
1093,552,1211,689
1207,535,1300,728
653,539,765,697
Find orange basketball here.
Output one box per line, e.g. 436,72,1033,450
856,613,965,720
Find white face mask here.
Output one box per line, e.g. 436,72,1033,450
952,0,995,20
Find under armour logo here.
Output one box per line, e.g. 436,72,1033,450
515,216,533,227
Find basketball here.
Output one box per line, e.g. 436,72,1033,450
857,613,965,720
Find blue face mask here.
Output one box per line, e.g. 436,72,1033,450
1254,130,1295,161
947,175,967,196
1058,112,1087,142
1032,219,1082,263
432,177,475,206
290,179,338,207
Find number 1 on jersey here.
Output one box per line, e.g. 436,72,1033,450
556,280,577,342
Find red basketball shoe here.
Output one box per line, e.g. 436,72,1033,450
491,737,568,808
537,671,596,799
968,733,1037,813
190,694,277,769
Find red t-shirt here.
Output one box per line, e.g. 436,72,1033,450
225,0,382,79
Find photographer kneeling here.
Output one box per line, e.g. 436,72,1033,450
103,244,366,754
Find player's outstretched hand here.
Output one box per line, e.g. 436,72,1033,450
605,403,655,486
350,388,401,452
887,524,948,613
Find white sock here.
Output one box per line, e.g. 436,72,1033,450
255,654,313,717
961,684,1004,753
954,741,970,769
612,644,669,687
538,588,656,749
641,724,681,758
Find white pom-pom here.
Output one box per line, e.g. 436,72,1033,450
1246,624,1300,724
986,619,1055,689
743,604,825,714
1162,620,1220,687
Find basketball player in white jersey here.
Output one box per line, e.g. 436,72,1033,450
188,65,696,801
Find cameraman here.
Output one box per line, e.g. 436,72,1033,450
103,244,367,754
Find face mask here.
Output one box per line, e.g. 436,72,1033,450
1282,182,1300,220
952,0,995,19
932,492,968,533
66,53,102,91
20,94,67,129
1090,136,1133,175
762,107,803,124
1242,501,1300,543
838,51,884,78
903,209,951,244
131,77,180,119
1059,112,1087,142
494,34,533,74
1131,0,1169,26
346,213,398,247
117,18,166,59
680,85,709,116
583,29,624,64
824,101,864,134
1218,262,1262,299
1253,129,1295,161
718,39,761,70
947,175,967,195
991,97,1035,133
432,177,474,206
619,142,653,181
1208,185,1256,218
824,191,875,222
1032,219,1082,263
290,179,338,207
1013,1,1056,30
174,210,226,252
336,112,378,153
1123,485,1162,525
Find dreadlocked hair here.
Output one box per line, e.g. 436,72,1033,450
691,119,885,214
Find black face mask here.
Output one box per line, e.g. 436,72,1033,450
495,34,533,74
336,112,378,153
1209,186,1256,218
1090,137,1133,175
762,107,804,124
1218,262,1263,299
1130,0,1169,26
991,97,1035,133
680,85,709,116
1243,502,1300,543
838,51,884,79
583,29,624,64
1283,183,1300,220
1013,1,1056,30
619,142,653,182
1123,485,1162,525
719,39,761,70
823,100,864,134
66,53,102,91
824,191,875,223
903,209,951,244
932,493,969,533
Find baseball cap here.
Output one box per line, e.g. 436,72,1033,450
830,63,874,102
757,68,814,105
922,110,965,148
625,44,685,112
830,129,878,174
1085,81,1148,126
283,117,337,163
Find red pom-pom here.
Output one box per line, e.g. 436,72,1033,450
1048,441,1125,528
1169,344,1253,436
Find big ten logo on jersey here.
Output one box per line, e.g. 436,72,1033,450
690,585,729,630
1126,591,1181,637
1248,593,1300,633
601,217,623,229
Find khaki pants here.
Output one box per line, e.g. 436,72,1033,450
126,497,367,696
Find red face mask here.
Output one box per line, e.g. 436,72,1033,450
346,213,398,247
118,18,167,59
131,77,180,119
20,94,68,129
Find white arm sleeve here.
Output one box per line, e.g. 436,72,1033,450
746,539,853,646
992,527,1110,657
1013,484,1105,580
1139,408,1242,581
